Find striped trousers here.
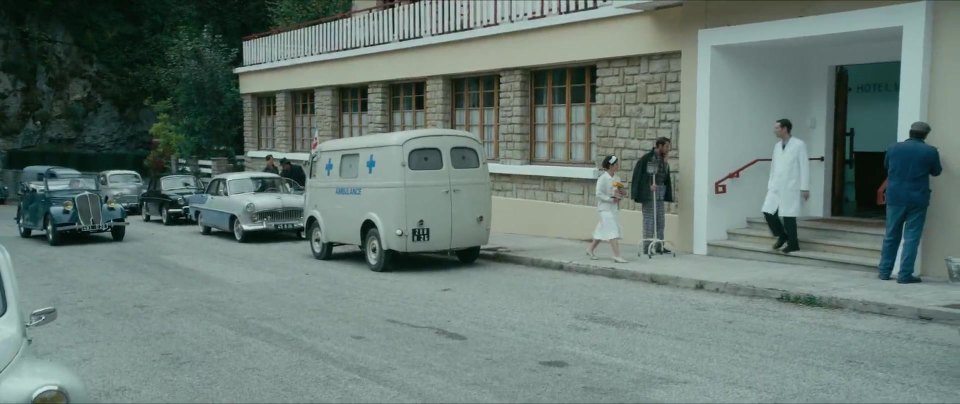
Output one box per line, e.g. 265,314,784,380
642,185,666,251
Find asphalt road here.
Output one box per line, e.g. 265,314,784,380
2,204,958,403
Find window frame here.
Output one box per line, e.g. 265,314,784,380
340,87,368,138
256,95,277,150
291,91,315,152
389,81,426,132
451,75,500,160
529,66,597,164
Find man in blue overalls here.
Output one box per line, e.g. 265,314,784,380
878,121,942,283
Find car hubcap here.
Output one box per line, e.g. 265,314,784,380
46,222,53,240
311,227,322,251
367,237,379,265
162,209,168,222
234,222,242,239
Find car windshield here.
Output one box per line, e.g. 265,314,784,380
109,173,142,184
227,177,289,195
46,176,99,192
162,176,198,190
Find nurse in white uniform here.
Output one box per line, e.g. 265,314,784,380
587,155,628,263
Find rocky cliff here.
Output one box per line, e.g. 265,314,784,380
0,13,154,156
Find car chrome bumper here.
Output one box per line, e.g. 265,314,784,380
165,207,187,215
241,221,303,231
58,222,129,231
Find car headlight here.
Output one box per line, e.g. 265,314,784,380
245,202,255,213
62,201,73,211
32,386,69,404
177,196,184,204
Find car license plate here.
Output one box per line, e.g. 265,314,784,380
412,228,430,242
274,223,297,229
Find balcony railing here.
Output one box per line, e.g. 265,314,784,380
241,0,616,67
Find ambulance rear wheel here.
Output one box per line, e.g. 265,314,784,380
456,246,481,264
364,228,392,272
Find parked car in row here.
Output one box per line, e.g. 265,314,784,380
98,170,144,213
188,172,305,242
15,166,129,246
305,129,492,272
140,174,204,225
0,243,88,402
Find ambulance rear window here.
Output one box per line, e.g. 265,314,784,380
450,147,479,169
409,148,443,170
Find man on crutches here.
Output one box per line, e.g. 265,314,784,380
631,137,675,257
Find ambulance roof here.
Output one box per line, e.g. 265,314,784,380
317,129,479,152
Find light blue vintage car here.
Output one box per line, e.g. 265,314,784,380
188,172,305,242
0,244,88,403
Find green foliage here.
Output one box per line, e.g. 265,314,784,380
144,100,185,174
160,27,240,159
267,0,353,28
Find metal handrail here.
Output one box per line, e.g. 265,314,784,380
714,156,824,194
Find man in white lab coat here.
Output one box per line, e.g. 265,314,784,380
762,119,810,254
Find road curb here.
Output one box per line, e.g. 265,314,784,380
479,251,960,326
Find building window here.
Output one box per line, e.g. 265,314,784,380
453,76,499,159
390,82,425,131
340,87,368,138
531,66,597,163
292,91,315,151
257,96,276,150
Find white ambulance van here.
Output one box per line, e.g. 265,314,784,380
304,129,492,271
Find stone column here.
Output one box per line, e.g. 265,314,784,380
242,94,256,171
210,157,232,175
426,77,452,128
315,87,339,142
274,91,291,152
498,70,530,165
367,83,390,134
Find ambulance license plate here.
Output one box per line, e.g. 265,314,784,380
412,228,430,242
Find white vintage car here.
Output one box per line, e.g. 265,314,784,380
0,244,88,403
188,172,305,242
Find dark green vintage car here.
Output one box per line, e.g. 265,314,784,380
14,166,129,246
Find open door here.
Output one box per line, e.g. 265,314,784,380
831,66,850,216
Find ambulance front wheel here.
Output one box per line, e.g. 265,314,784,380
364,228,393,272
309,221,333,260
456,246,481,264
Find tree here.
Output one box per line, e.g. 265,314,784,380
144,100,185,175
267,0,353,29
161,26,241,159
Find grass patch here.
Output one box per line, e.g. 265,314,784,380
778,293,829,308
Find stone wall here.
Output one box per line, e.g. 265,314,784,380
367,83,389,134
497,70,530,165
274,91,291,152
239,52,682,213
425,77,451,129
315,87,338,143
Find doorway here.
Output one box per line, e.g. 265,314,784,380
831,61,900,219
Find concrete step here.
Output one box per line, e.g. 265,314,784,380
745,217,885,245
726,227,881,259
707,239,878,272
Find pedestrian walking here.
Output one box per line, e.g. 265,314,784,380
761,118,810,254
877,121,942,283
631,137,674,254
587,155,628,263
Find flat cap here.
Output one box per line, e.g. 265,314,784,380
910,121,931,133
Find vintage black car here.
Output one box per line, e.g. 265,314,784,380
139,174,203,225
15,166,128,246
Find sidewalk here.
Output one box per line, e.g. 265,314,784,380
480,233,960,326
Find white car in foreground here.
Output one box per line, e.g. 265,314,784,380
0,244,87,403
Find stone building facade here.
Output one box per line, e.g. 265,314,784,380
242,52,681,213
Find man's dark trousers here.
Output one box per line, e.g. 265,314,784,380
764,210,798,249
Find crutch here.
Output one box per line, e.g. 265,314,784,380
639,160,676,258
